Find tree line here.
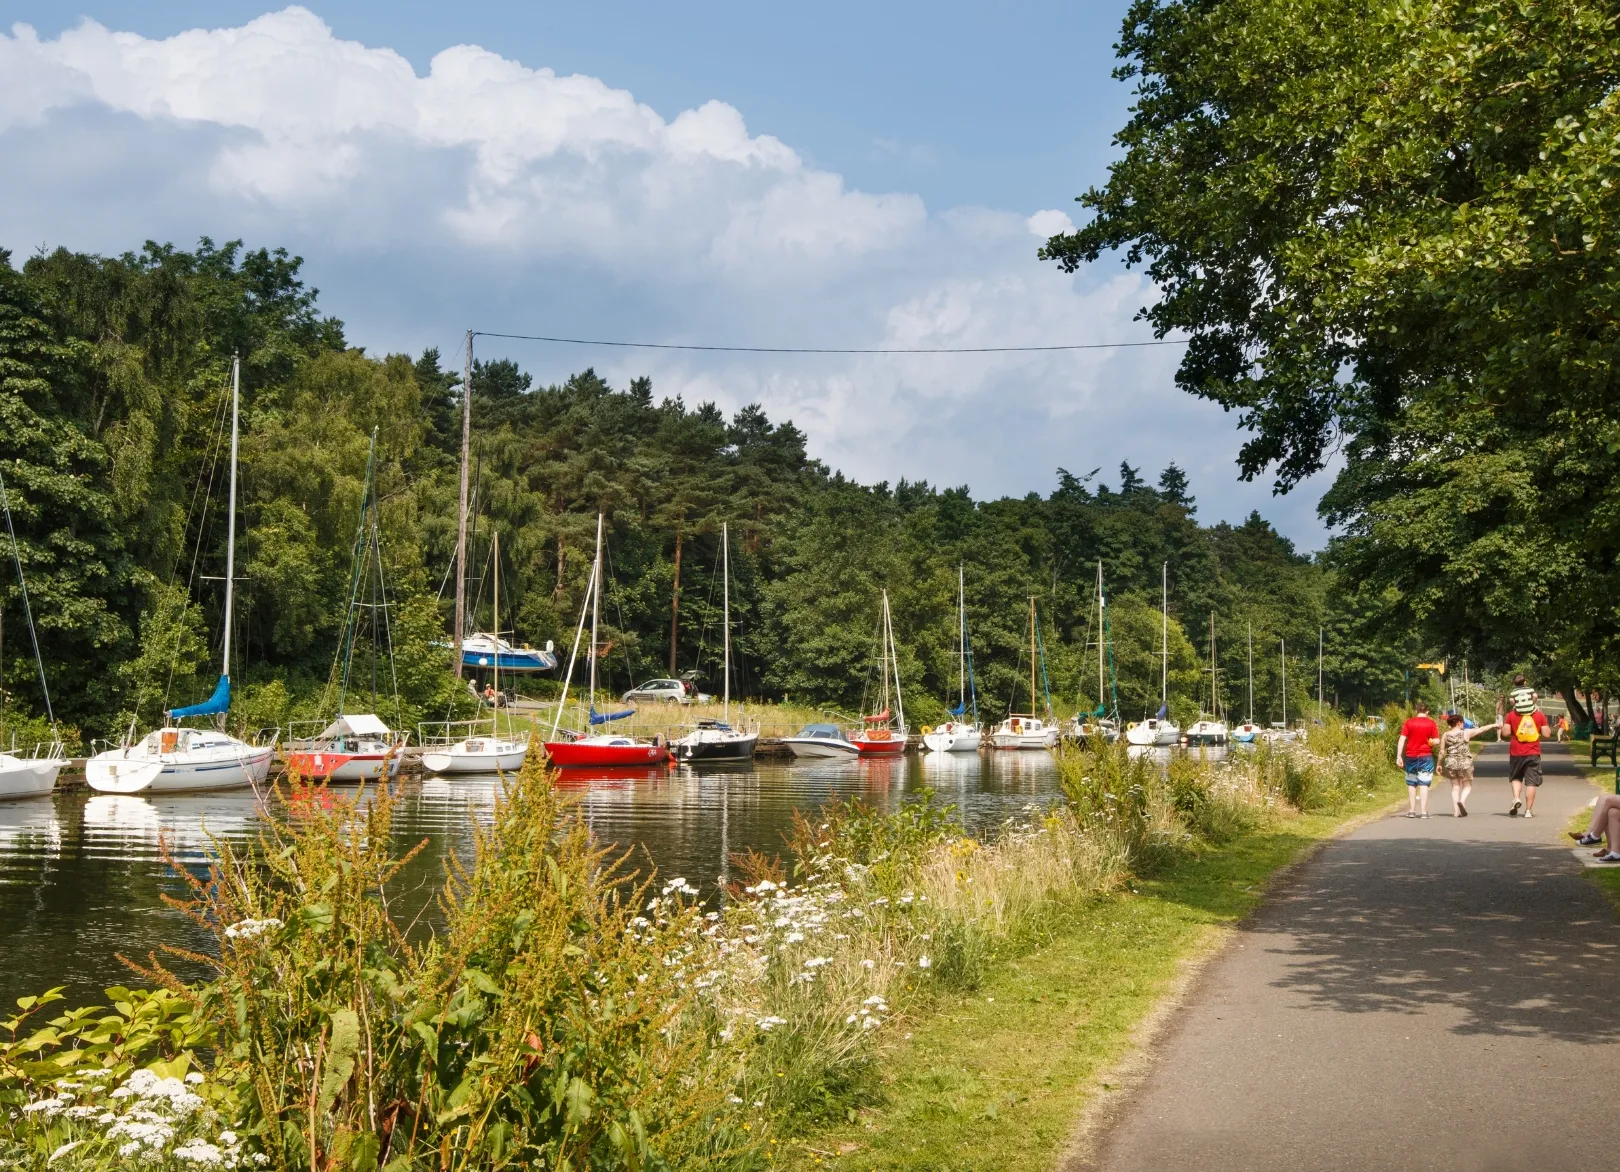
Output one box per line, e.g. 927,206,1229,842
0,238,1419,744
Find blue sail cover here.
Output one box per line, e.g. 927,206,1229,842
1155,703,1169,720
168,674,230,719
589,706,635,726
949,702,966,716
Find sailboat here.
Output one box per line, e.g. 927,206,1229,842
423,528,531,774
924,565,981,753
849,591,908,756
286,428,411,782
991,597,1058,750
1125,562,1180,747
1066,561,1120,742
672,523,758,761
1232,622,1260,743
1261,637,1301,743
0,468,66,800
1186,613,1230,746
86,358,276,795
543,515,671,767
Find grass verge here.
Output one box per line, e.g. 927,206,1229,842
778,777,1403,1172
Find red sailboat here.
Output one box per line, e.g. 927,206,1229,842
848,591,909,756
543,513,671,768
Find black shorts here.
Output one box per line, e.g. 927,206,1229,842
1509,755,1543,787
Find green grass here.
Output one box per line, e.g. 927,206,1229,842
777,779,1403,1172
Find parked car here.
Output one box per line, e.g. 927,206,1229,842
622,679,690,705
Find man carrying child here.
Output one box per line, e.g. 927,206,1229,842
1501,674,1551,817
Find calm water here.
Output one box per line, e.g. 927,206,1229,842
0,753,1064,1006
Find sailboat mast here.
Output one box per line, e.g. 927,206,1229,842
1160,562,1168,707
492,529,500,736
1097,561,1105,714
958,564,966,713
1029,596,1037,714
1318,625,1324,722
723,522,731,724
1281,637,1288,727
884,590,905,733
589,512,603,714
222,356,240,709
453,331,473,679
1247,621,1254,722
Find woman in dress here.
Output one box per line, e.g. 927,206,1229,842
1437,713,1497,817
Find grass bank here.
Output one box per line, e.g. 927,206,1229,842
779,744,1402,1171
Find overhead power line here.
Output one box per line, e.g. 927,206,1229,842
471,330,1190,355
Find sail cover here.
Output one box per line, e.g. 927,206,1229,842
949,702,965,716
1155,703,1169,720
168,674,230,719
589,706,635,725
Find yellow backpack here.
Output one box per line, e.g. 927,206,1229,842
1513,712,1541,744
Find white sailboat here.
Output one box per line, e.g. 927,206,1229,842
1186,612,1229,746
1125,563,1181,747
672,523,758,762
0,467,65,800
1232,622,1260,743
423,528,530,774
924,565,981,753
991,597,1058,750
87,357,275,795
1066,561,1120,742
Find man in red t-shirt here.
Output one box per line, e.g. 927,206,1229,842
1500,705,1552,817
1395,700,1441,818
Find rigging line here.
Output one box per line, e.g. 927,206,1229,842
473,331,1191,355
0,468,55,738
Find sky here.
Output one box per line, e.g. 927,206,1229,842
0,2,1336,548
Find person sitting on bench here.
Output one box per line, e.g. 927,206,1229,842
1572,794,1620,862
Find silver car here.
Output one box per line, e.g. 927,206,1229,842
621,678,689,705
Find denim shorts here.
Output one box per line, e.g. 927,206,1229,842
1404,756,1435,786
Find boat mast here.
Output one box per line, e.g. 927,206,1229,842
589,512,603,715
220,355,240,731
1247,621,1254,723
548,522,598,740
492,529,500,737
723,521,731,725
884,589,905,734
1160,562,1168,711
958,564,966,717
1097,562,1105,717
1281,637,1288,728
1317,625,1324,722
1209,611,1217,720
1028,596,1037,714
453,331,472,680
0,468,55,741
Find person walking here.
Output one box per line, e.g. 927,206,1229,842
1500,696,1552,817
1395,700,1441,818
1437,713,1495,817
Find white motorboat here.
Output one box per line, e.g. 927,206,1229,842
422,733,530,774
923,720,982,753
990,715,1058,750
87,727,275,794
783,723,859,758
0,745,66,801
86,359,274,796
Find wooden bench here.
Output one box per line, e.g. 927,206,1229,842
1593,729,1620,768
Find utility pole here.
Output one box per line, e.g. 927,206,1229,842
453,331,473,679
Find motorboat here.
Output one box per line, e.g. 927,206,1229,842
990,714,1058,750
421,731,529,774
1063,716,1119,743
460,632,556,674
285,714,408,782
922,720,981,753
87,726,275,794
0,744,66,800
672,719,759,762
670,524,757,764
782,723,859,758
1185,719,1229,746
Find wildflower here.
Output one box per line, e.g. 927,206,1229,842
862,995,887,1007
755,1015,788,1031
219,1132,238,1146
223,917,282,940
861,1016,880,1030
918,955,932,969
48,1141,83,1163
804,956,831,968
174,1140,226,1165
23,1096,68,1116
728,1095,743,1104
185,1072,205,1085
784,931,805,944
861,958,875,970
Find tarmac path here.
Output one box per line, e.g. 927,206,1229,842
1084,743,1619,1172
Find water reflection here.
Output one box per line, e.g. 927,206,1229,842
0,753,1066,1005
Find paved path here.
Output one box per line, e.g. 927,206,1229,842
1086,744,1619,1172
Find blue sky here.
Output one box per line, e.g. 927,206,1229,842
0,3,1335,547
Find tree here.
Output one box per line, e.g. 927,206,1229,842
1041,0,1620,697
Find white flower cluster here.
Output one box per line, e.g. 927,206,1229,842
222,918,283,941
21,1068,264,1168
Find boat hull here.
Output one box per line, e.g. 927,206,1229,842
285,749,404,782
422,742,530,774
460,649,556,673
672,733,758,762
850,733,907,756
544,740,670,768
86,746,274,794
923,725,981,753
0,756,63,800
783,737,858,759
990,732,1057,750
